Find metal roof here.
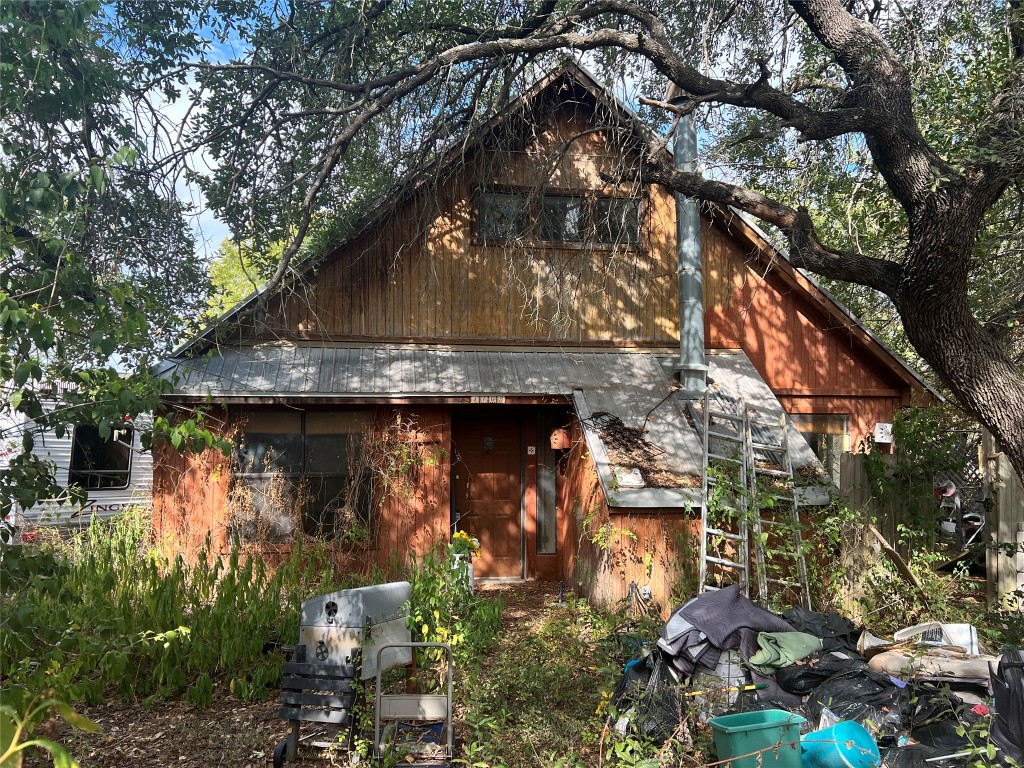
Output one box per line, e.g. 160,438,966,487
159,344,707,508
158,346,691,399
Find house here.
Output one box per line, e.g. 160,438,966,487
154,64,934,608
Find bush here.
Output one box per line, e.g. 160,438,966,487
406,543,501,663
0,510,374,710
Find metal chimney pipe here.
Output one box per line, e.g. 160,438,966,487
672,110,708,396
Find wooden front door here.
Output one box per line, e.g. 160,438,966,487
451,416,522,578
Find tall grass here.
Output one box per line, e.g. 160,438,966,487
0,510,374,709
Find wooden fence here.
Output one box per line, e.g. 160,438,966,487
983,436,1024,609
838,446,1024,610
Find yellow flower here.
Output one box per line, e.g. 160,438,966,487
595,690,613,716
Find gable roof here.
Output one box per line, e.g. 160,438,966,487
179,61,647,357
174,63,936,398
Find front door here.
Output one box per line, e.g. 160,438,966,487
451,416,522,578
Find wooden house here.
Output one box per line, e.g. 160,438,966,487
154,65,934,608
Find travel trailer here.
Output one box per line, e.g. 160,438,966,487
1,410,153,533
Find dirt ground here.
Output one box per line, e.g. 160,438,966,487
35,582,558,768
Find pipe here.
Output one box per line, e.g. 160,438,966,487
672,111,708,397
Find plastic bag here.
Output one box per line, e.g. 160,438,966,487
807,668,908,744
783,606,862,655
776,651,869,695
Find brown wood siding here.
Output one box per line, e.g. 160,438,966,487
254,105,682,347
372,406,451,566
703,217,915,439
152,407,232,557
559,422,698,614
153,405,452,570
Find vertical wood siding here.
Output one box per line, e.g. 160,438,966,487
559,423,698,614
255,104,682,347
152,407,232,557
703,217,914,445
371,406,452,568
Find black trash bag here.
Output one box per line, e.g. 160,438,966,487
610,654,655,709
807,668,908,744
991,649,1024,765
907,683,965,730
622,652,686,746
783,606,863,655
913,719,971,753
776,651,869,695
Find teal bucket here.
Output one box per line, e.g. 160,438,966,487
801,721,881,768
710,710,806,768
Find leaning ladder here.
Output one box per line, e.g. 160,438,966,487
748,413,812,609
698,391,751,597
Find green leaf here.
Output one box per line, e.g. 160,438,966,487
21,738,79,768
88,164,105,194
54,702,100,733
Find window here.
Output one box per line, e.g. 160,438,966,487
478,192,528,239
538,195,585,242
232,411,373,542
69,424,133,490
791,414,850,482
477,191,640,245
594,197,641,245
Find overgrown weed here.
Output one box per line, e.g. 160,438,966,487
0,509,376,710
457,597,625,768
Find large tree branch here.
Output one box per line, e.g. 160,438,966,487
789,0,962,210
642,155,902,295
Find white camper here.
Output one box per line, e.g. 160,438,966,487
1,411,153,531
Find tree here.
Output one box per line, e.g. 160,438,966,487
207,237,283,317
0,0,221,514
167,0,1024,479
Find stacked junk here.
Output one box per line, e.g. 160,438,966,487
610,584,1023,768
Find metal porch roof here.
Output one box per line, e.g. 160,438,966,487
159,346,685,399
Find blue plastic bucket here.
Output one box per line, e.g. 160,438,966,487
801,721,880,768
710,710,806,768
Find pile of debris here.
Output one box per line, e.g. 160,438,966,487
589,412,699,489
610,584,1022,768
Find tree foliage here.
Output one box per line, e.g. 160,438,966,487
0,0,220,515
207,237,282,317
5,0,1024,496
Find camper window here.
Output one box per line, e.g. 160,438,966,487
69,424,133,490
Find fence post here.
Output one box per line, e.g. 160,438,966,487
984,436,1024,609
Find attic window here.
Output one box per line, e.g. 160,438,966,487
477,191,640,245
478,192,528,239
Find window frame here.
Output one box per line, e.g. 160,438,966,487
475,188,642,248
68,423,134,491
231,411,374,543
791,413,850,482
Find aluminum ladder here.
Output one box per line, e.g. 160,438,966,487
747,412,812,609
698,390,752,597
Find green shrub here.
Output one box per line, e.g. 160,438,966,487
406,544,502,663
0,510,377,710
